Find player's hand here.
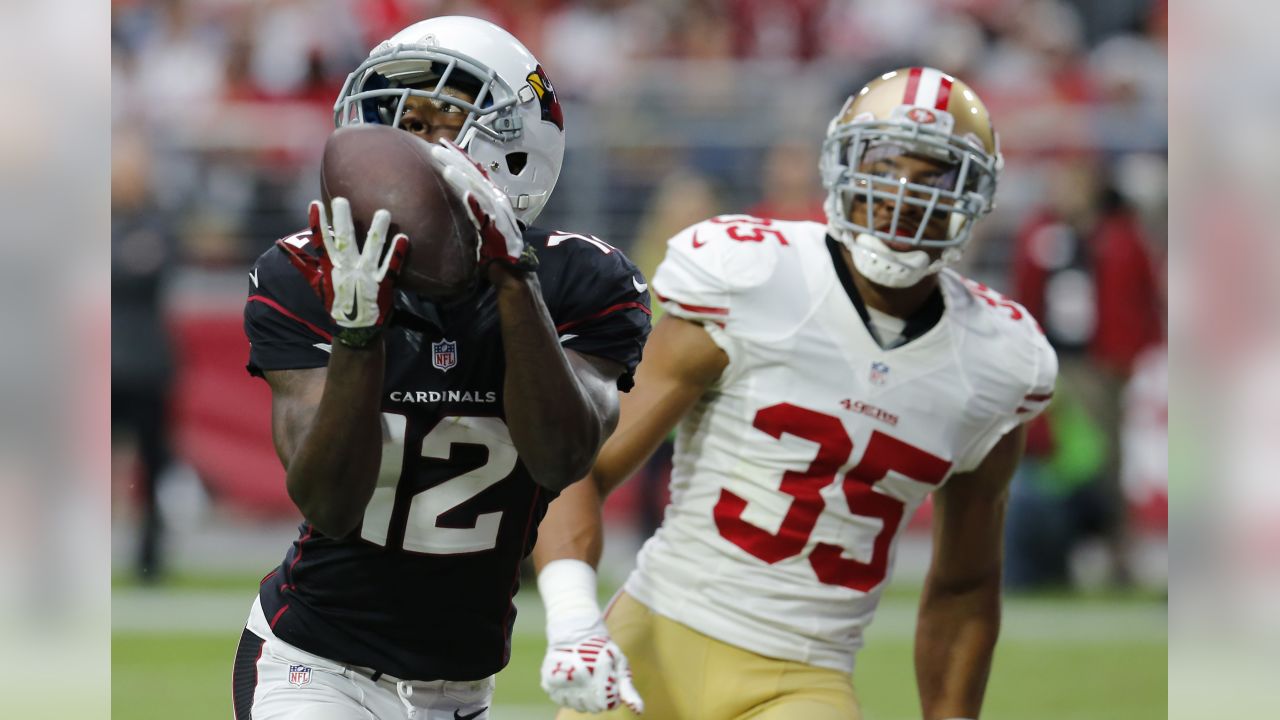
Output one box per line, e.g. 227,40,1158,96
277,198,409,347
540,618,644,714
427,139,534,271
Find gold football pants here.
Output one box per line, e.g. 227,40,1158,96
556,591,860,720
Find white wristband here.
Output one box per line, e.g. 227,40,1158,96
537,559,603,636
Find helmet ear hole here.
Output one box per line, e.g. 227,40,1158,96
505,152,528,175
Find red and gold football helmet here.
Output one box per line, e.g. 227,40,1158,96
820,67,1002,286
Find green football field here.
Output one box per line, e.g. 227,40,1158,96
112,578,1166,719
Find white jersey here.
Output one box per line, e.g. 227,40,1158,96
624,216,1057,673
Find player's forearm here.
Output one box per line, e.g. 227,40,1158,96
533,476,605,571
285,341,385,537
914,573,1002,719
534,479,609,657
492,269,604,490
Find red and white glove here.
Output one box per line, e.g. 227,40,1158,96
427,139,535,271
538,560,644,715
277,197,409,347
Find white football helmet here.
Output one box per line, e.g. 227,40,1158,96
820,67,1002,287
334,16,565,225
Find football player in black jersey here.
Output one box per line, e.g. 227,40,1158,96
232,17,649,720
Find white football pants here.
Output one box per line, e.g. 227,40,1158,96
233,597,494,720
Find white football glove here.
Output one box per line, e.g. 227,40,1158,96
538,560,643,715
278,198,408,348
427,139,532,270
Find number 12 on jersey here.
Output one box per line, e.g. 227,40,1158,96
362,413,517,554
713,403,951,592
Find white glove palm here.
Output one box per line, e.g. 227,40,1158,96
319,198,401,328
427,139,530,269
541,618,643,715
278,198,408,348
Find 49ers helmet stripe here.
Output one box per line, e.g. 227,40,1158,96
903,67,922,104
902,67,954,110
934,74,953,110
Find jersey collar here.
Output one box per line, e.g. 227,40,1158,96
825,236,945,349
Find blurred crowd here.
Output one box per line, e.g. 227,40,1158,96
112,0,1167,262
112,0,1167,590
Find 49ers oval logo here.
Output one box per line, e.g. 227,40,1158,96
906,107,937,124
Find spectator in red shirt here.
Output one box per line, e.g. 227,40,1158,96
1005,162,1164,589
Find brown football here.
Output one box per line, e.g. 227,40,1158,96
320,124,478,301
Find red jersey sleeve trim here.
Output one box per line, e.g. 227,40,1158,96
248,295,334,342
653,291,730,317
555,301,652,334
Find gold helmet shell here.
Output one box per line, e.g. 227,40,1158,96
840,68,998,156
820,67,1002,253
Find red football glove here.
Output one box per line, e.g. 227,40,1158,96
428,139,536,271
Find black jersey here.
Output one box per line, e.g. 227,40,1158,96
243,226,650,681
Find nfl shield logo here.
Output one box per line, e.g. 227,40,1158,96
869,361,890,386
432,339,458,372
287,664,312,687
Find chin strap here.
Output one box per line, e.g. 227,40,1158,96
842,232,960,288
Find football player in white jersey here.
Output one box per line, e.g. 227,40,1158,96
532,67,1057,720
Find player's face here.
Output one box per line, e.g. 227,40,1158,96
849,145,961,257
397,86,475,144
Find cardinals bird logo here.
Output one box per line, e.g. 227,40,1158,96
526,65,564,130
